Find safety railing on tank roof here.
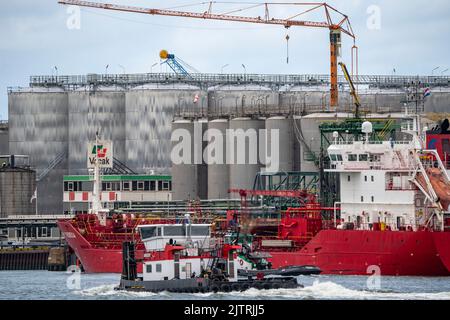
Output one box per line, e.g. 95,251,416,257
178,103,405,119
27,73,450,88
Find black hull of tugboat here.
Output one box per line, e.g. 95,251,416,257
117,277,302,293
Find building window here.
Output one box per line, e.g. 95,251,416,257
132,181,138,191
146,264,152,273
41,227,47,238
156,264,162,273
364,176,368,182
123,182,130,191
371,176,374,182
68,182,74,192
347,175,351,182
162,181,170,191
138,182,144,191
150,181,156,191
16,228,22,239
110,182,120,191
144,181,150,191
102,182,112,191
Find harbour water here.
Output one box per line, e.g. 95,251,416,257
1,271,449,300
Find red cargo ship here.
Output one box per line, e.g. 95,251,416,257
58,120,450,276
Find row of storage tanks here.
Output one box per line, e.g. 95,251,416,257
172,116,302,200
9,84,427,210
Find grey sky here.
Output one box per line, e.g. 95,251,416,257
1,0,449,120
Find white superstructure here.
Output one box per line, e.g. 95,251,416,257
326,121,428,231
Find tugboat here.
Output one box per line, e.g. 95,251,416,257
116,216,318,293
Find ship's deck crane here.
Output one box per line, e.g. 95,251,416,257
58,0,357,108
339,62,361,119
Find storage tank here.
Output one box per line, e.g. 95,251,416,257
0,122,8,155
206,119,229,199
8,88,68,214
229,117,265,193
0,158,36,218
265,116,294,173
125,86,203,174
171,119,198,201
68,86,126,175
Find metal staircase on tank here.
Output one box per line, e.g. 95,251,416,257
103,157,137,175
37,151,67,182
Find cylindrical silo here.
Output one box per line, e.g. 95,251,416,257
125,85,204,174
8,88,69,214
265,116,294,173
0,166,37,218
206,119,229,199
229,117,265,193
195,119,208,200
171,119,198,201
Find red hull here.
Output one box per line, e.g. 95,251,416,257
57,219,144,273
59,219,450,276
268,230,450,276
433,232,450,273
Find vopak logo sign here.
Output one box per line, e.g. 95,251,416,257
87,141,113,168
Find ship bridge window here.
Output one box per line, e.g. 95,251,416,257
443,139,450,153
370,154,381,162
337,154,343,161
348,154,358,162
330,154,337,161
164,226,186,236
359,154,368,162
140,226,157,239
191,226,210,237
123,182,130,191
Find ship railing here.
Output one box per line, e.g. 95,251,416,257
385,183,417,191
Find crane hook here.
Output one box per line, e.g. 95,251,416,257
285,33,290,64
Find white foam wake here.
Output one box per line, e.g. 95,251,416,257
74,281,450,300
74,284,160,298
195,281,450,300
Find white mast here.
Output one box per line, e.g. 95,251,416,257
90,131,108,226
